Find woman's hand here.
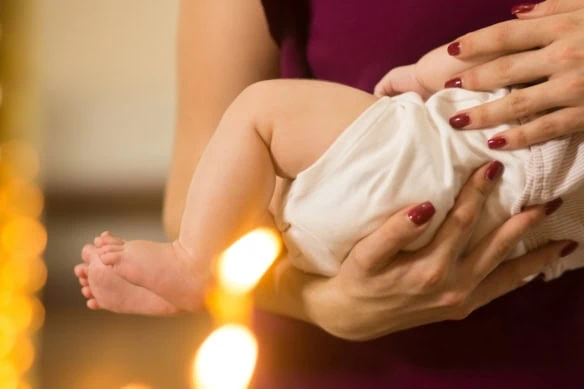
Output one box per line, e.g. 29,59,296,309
306,162,572,341
444,0,584,149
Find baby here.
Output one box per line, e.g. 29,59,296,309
75,43,584,315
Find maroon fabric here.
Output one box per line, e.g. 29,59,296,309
254,1,584,388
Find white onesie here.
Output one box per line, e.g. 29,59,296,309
274,88,584,279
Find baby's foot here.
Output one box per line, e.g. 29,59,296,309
94,231,206,312
77,242,179,315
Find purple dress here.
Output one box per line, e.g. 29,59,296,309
253,1,584,388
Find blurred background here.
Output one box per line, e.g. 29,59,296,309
34,0,212,387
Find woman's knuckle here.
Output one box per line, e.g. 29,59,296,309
440,290,467,309
508,91,531,118
493,23,513,45
462,69,479,89
565,75,584,97
451,302,473,321
536,117,560,140
512,126,530,148
420,266,448,290
495,58,515,85
551,42,583,67
471,105,490,126
452,208,476,231
550,15,579,36
350,245,374,272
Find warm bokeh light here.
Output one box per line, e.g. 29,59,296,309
120,384,153,389
0,360,19,389
0,179,44,218
1,2,45,387
194,324,258,389
216,228,281,295
0,257,47,293
0,141,40,182
10,336,35,374
0,216,47,258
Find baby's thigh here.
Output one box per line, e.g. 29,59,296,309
243,79,378,178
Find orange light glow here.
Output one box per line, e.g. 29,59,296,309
120,384,153,389
0,216,47,258
216,228,281,295
193,324,258,389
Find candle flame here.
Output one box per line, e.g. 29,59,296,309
193,324,258,389
216,228,281,295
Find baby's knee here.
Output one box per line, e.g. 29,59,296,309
227,80,283,132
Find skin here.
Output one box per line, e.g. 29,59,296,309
444,0,584,148
117,0,574,340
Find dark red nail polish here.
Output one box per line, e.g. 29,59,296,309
485,160,504,181
511,3,536,15
560,241,579,257
544,198,564,216
449,113,470,129
444,77,463,89
448,41,461,56
488,136,507,149
408,201,436,226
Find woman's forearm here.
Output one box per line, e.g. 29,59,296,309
163,0,280,238
164,0,332,327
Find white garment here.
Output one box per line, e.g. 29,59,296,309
274,88,583,277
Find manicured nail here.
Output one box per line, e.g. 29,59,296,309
449,113,470,129
485,160,504,181
447,41,461,56
511,3,536,15
408,201,436,225
560,241,579,257
544,198,564,216
444,77,463,88
487,136,507,149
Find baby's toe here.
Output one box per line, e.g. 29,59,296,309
81,244,95,263
79,277,89,287
96,231,124,246
81,286,93,299
100,251,123,265
86,299,100,310
97,244,122,257
74,263,88,278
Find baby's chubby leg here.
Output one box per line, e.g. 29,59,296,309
95,80,377,312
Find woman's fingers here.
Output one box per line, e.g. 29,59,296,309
467,239,575,312
448,76,582,130
487,106,584,150
462,203,551,281
448,18,554,60
514,0,584,18
446,50,550,92
429,161,504,263
346,202,436,273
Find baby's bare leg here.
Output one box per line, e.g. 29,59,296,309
92,80,376,313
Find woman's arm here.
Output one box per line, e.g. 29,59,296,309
164,0,279,238
167,0,571,339
166,0,321,323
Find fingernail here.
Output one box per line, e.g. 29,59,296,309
444,77,463,89
408,201,436,226
487,136,507,149
447,41,461,56
511,3,536,15
544,198,563,216
560,241,579,258
449,113,470,129
485,160,504,181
